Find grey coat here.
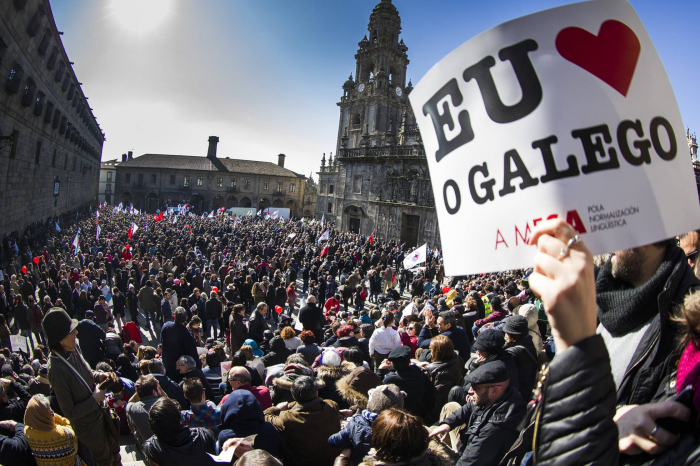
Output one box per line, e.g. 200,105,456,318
47,347,102,435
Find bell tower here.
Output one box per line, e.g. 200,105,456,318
335,0,416,152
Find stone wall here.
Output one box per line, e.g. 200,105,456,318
0,0,103,236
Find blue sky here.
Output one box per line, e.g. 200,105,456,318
50,0,699,178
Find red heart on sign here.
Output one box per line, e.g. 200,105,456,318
555,20,640,96
33,257,40,264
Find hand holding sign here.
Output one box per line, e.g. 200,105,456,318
410,0,700,275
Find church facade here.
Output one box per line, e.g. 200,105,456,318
315,0,439,248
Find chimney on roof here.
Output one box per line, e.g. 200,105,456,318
278,153,286,168
207,136,219,160
127,151,133,160
122,153,127,162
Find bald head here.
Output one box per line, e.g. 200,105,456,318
228,366,251,387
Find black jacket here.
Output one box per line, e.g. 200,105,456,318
260,337,292,367
204,298,222,321
442,385,526,466
248,310,269,344
160,321,200,382
76,319,106,364
0,423,36,466
417,325,472,360
0,381,31,423
382,365,432,419
229,313,248,353
600,247,700,406
153,374,190,410
503,334,538,400
298,303,324,331
426,355,464,414
501,335,618,466
143,427,217,466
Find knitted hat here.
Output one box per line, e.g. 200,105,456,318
43,308,79,347
367,384,405,413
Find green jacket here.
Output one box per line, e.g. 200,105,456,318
47,347,101,435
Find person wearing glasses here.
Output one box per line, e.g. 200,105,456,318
679,230,700,279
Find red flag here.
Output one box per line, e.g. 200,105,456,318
320,244,329,257
158,211,164,221
368,230,375,245
128,225,133,239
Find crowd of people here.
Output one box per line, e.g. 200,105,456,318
0,206,697,466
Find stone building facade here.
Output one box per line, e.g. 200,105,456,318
315,0,439,248
302,176,317,217
99,159,118,205
114,137,307,215
0,0,104,236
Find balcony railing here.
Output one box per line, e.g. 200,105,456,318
272,190,286,197
338,145,425,158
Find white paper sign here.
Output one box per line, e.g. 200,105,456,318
10,335,30,353
409,0,700,275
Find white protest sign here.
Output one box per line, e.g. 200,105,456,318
10,335,30,353
409,0,700,275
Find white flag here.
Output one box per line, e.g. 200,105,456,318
96,224,101,241
403,243,427,270
72,229,80,254
320,213,325,228
132,222,139,234
317,229,329,243
208,211,214,218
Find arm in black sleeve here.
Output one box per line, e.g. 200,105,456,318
535,334,618,466
9,381,31,405
0,424,33,465
417,326,438,348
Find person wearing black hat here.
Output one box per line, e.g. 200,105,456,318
45,307,121,465
377,345,435,421
75,310,106,369
430,361,526,466
502,315,539,399
449,328,520,406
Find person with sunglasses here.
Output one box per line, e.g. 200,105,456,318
679,230,700,279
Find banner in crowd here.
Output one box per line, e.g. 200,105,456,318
409,0,700,274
